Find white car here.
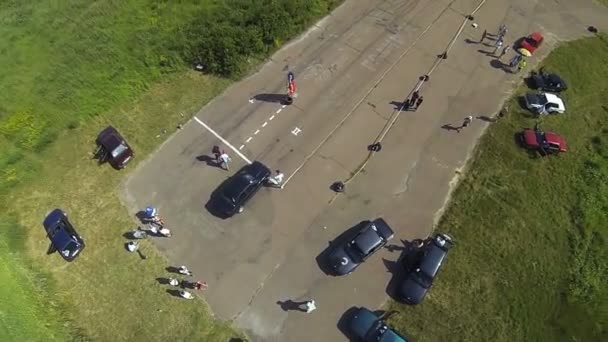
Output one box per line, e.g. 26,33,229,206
524,92,566,115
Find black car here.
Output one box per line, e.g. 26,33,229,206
327,218,394,275
530,71,567,93
398,233,453,304
348,307,408,342
95,126,134,169
208,161,271,217
43,209,85,262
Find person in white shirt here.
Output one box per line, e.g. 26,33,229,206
266,170,285,188
219,152,231,170
126,241,139,252
179,290,194,300
304,300,316,313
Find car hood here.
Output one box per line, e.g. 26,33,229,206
349,308,378,339
399,272,430,304
545,132,567,151
328,246,358,275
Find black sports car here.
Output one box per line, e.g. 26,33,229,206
327,218,394,275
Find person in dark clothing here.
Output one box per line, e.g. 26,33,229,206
414,96,424,111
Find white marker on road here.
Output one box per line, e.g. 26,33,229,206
249,98,255,104
276,108,282,114
193,117,252,164
281,105,287,108
262,122,268,127
239,144,245,150
269,115,275,121
246,137,253,143
291,127,302,136
254,129,260,135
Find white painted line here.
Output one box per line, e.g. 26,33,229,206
193,117,252,164
281,105,287,108
254,129,260,135
276,108,282,114
239,144,245,150
269,115,275,121
262,122,268,127
291,127,302,136
246,137,253,143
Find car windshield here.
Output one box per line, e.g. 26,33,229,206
538,94,548,105
525,37,539,47
63,240,80,256
224,176,253,201
111,142,129,158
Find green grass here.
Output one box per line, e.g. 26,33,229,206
0,1,345,340
388,35,608,341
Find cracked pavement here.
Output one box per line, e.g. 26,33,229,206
120,0,608,341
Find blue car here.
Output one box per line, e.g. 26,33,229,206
348,307,408,342
43,209,85,262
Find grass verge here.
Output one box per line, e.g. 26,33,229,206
388,34,608,341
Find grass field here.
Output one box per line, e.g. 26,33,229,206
0,1,342,341
388,34,608,341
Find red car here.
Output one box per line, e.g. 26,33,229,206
520,32,544,54
521,128,567,156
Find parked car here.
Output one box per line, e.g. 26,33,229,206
208,161,271,217
43,209,85,262
347,307,408,342
519,32,544,54
524,92,565,115
95,126,134,169
398,233,453,305
327,218,394,275
530,71,567,93
520,126,567,155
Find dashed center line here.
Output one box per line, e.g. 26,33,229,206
238,103,290,150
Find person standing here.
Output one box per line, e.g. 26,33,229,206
493,37,503,54
409,91,420,107
179,265,193,276
457,116,474,133
299,300,316,313
414,96,424,111
212,145,221,162
219,151,231,171
517,59,527,73
194,281,208,291
266,170,285,188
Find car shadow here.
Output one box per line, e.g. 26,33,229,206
46,243,57,255
253,93,289,104
523,75,537,89
337,306,360,341
165,266,185,275
156,277,174,285
316,221,368,276
464,38,479,44
517,97,536,117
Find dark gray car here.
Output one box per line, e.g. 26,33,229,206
327,218,394,275
398,233,453,304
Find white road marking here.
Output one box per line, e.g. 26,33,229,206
249,98,255,104
281,105,287,108
193,117,252,164
246,137,253,143
262,122,268,127
276,108,282,114
254,129,260,135
291,127,302,136
239,144,245,150
269,115,275,120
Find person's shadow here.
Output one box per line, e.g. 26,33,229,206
441,124,460,132
276,300,306,312
196,155,221,168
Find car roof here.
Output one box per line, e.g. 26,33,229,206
542,93,565,108
349,308,378,337
544,132,565,145
353,224,383,255
223,174,254,199
419,238,450,277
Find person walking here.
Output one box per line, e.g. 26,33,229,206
409,91,420,107
499,45,510,59
212,145,221,162
219,151,231,170
414,96,424,111
457,116,474,133
179,265,193,276
158,227,172,237
194,281,208,291
266,170,285,188
497,24,507,37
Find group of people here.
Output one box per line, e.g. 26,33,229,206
402,90,424,112
169,266,208,300
481,24,526,72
